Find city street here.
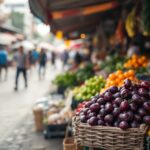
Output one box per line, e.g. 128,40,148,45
0,66,62,150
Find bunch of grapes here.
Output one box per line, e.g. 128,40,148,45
77,79,150,130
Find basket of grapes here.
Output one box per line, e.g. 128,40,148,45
73,79,150,150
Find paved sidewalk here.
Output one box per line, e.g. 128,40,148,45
0,113,63,150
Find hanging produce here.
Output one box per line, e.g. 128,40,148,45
125,8,136,37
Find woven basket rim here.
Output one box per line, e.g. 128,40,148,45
73,116,148,133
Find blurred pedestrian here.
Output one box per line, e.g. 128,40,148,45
38,49,47,79
32,49,39,65
51,51,55,66
0,46,8,81
14,46,29,91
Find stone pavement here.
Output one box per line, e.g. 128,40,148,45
0,113,63,150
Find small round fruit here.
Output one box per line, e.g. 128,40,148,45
90,103,100,112
104,114,114,124
119,121,129,130
104,92,113,102
132,94,141,104
113,108,121,117
138,88,149,97
80,115,88,123
143,102,150,112
109,86,118,94
97,98,105,105
105,103,113,113
138,108,147,117
113,92,121,99
131,121,139,128
114,97,122,106
124,79,132,88
99,108,106,117
130,103,138,112
98,120,105,126
120,100,129,112
88,117,98,126
134,114,142,123
143,116,150,124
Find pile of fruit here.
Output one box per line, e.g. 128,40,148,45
73,76,105,101
78,79,150,130
102,70,138,92
124,55,148,69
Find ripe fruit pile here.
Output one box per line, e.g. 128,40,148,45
78,79,150,130
102,70,138,92
73,76,105,101
124,55,148,69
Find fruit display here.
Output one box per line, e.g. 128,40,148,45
77,79,150,130
102,70,138,92
124,54,148,69
75,63,95,84
100,53,126,73
53,72,77,89
73,76,105,101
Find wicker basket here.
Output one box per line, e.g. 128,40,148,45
73,117,148,150
33,107,44,131
63,138,77,150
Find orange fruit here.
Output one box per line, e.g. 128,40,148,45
116,70,123,75
108,73,116,80
127,70,135,76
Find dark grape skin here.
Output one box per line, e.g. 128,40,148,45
119,121,129,130
98,120,105,126
88,112,97,118
119,113,130,122
90,103,100,112
85,101,92,108
120,101,129,112
82,108,89,115
132,94,141,104
143,116,150,124
124,79,132,88
104,92,113,102
127,111,134,121
109,86,118,94
113,92,121,99
140,81,150,89
113,108,121,117
97,114,104,120
120,89,130,98
143,102,150,112
88,117,98,126
138,108,147,117
99,108,106,117
114,97,122,106
134,114,142,123
138,88,149,97
105,103,114,113
80,115,88,123
130,103,138,112
104,114,114,124
97,98,105,105
131,121,139,128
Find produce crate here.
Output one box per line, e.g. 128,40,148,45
73,117,147,150
43,123,68,139
63,137,76,150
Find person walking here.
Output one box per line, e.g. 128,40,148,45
38,49,47,79
14,46,29,91
0,46,8,81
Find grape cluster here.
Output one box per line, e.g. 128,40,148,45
78,79,150,130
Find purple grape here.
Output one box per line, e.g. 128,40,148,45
130,103,138,112
114,97,122,106
132,94,141,104
143,102,150,112
97,98,105,105
100,105,105,109
124,79,132,88
140,81,150,89
134,114,142,123
143,116,150,124
119,113,130,122
131,121,139,128
105,103,113,113
88,112,97,118
85,101,92,108
138,88,149,97
127,111,134,121
82,108,89,115
87,109,92,115
98,120,105,126
88,117,98,126
113,108,121,117
113,92,121,99
90,103,100,112
138,108,147,117
120,100,129,112
104,92,113,102
97,114,103,120
120,89,130,98
104,114,114,124
99,108,106,117
80,115,88,123
119,121,129,130
109,86,118,94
